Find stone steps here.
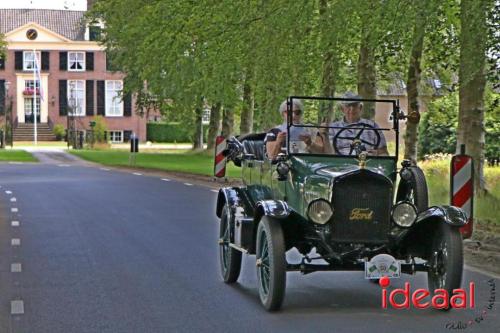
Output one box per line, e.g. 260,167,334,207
13,123,57,141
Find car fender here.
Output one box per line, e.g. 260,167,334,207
216,187,241,218
254,200,291,220
392,205,468,251
414,205,468,227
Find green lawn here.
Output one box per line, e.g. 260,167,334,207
0,150,38,162
70,150,241,178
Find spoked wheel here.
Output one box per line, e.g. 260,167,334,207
397,166,428,213
256,216,286,311
427,223,463,310
219,204,242,283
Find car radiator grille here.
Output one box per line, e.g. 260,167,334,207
331,172,392,244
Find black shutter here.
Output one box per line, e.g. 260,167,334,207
59,52,67,71
123,93,132,116
59,80,68,116
0,57,5,70
86,80,94,116
97,80,105,115
0,80,5,115
41,51,50,70
85,52,94,71
15,51,23,70
124,130,132,142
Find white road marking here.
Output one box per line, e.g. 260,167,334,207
133,172,142,176
11,263,22,273
58,164,70,167
100,168,110,171
11,300,24,315
5,190,12,194
211,190,219,193
11,221,20,227
11,239,21,246
161,178,171,182
184,183,193,186
11,208,18,213
8,162,23,165
10,197,17,202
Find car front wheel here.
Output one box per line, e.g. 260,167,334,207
256,216,286,311
427,223,463,310
219,204,242,283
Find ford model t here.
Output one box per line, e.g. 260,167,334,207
215,96,467,311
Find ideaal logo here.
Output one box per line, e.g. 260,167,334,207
378,276,475,309
445,279,496,330
378,277,496,329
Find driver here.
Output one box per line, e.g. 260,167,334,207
327,93,389,156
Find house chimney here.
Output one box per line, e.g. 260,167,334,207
87,0,94,11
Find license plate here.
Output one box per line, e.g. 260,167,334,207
365,254,401,279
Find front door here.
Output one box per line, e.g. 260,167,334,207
24,97,40,123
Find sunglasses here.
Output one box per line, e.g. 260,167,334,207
285,109,302,115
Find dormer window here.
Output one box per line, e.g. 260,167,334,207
89,26,102,41
68,52,85,71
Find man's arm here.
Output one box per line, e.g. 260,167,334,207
265,130,285,160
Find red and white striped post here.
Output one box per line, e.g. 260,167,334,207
451,145,474,239
214,135,227,178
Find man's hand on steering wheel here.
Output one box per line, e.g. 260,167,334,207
332,123,381,156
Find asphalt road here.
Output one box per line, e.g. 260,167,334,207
0,154,498,333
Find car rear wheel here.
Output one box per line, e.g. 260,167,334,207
256,216,286,311
397,166,428,213
427,223,463,310
219,204,242,283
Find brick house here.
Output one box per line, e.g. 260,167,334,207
0,8,147,143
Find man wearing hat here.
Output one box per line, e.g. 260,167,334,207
326,92,389,156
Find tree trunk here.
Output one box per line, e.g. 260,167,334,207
221,106,234,138
193,105,203,149
318,0,337,123
207,102,222,150
240,72,254,135
457,0,488,193
357,23,377,120
404,7,426,163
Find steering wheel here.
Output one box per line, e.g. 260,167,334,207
332,122,381,156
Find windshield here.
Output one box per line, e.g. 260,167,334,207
286,97,399,157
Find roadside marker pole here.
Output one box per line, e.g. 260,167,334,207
214,135,227,178
451,144,474,239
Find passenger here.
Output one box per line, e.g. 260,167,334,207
265,99,322,159
326,92,389,156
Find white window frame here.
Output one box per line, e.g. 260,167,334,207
108,130,123,143
105,80,123,117
68,51,85,71
67,80,86,116
23,51,40,71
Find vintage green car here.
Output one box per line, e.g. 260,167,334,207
215,96,467,311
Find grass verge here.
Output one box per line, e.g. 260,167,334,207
70,149,241,178
421,158,499,225
72,149,498,225
0,150,38,162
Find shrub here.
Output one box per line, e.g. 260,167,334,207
418,93,458,160
418,90,499,162
53,124,65,141
147,122,208,143
92,116,107,143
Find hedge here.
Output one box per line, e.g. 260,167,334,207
147,122,208,143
